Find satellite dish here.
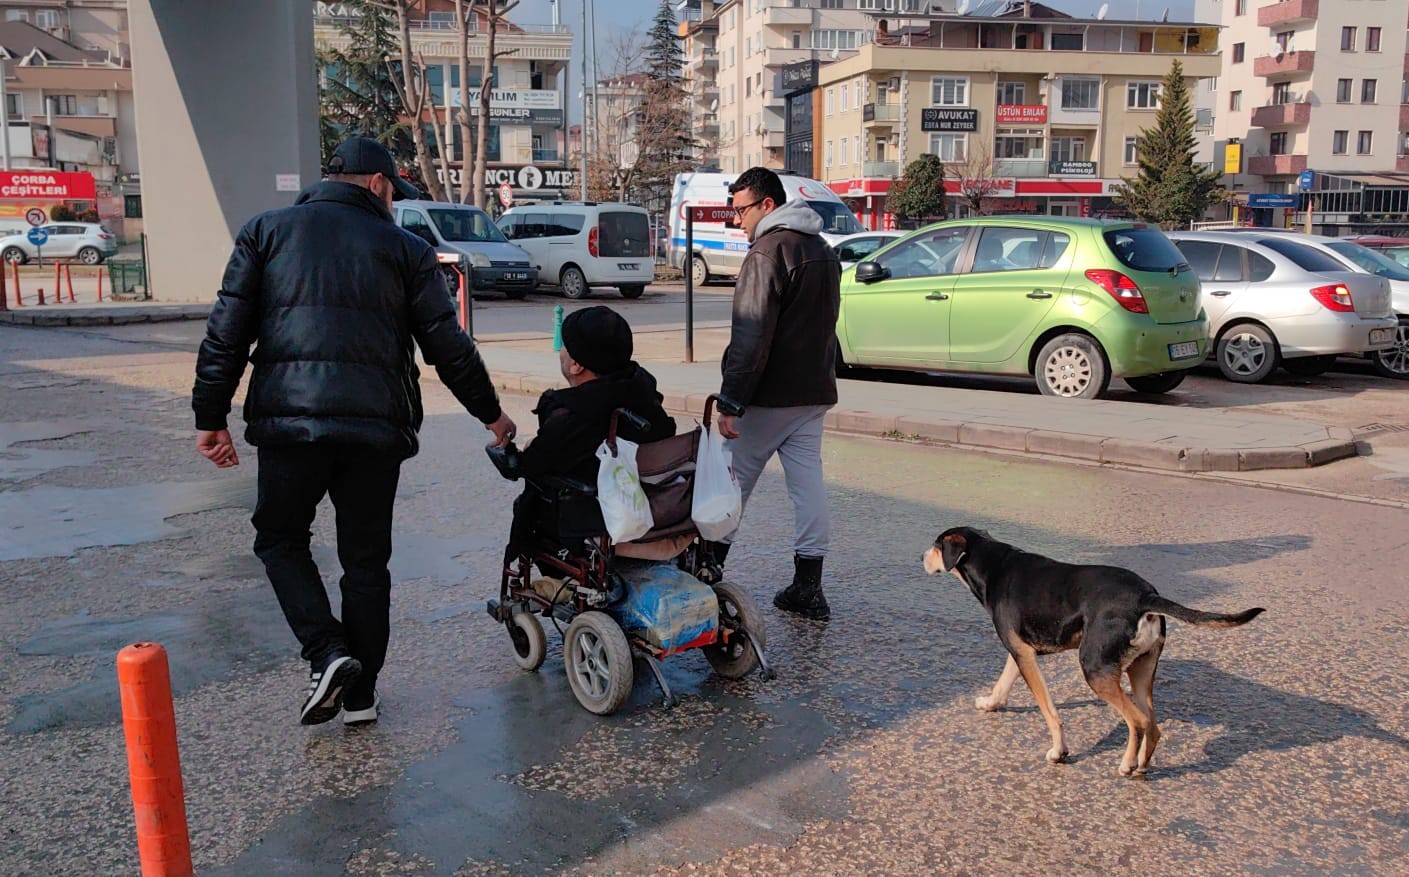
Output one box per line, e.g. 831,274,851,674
709,99,719,112
956,0,970,14
830,46,840,60
1161,7,1169,21
1096,3,1108,19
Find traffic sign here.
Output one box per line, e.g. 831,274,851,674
27,227,48,247
25,207,46,227
1297,170,1315,191
689,205,735,223
498,181,513,208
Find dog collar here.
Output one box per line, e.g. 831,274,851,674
947,551,967,571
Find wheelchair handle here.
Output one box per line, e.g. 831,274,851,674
606,408,651,456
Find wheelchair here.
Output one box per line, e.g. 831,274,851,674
485,396,773,715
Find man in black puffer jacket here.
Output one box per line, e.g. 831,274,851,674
192,137,515,727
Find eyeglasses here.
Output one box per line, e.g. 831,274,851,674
732,198,765,218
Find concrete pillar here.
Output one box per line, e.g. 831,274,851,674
129,1,319,301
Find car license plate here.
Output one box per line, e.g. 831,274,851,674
1168,341,1200,360
1370,328,1394,345
503,272,528,281
618,262,640,271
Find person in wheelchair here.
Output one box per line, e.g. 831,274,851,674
495,306,676,564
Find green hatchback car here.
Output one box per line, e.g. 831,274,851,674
837,217,1209,398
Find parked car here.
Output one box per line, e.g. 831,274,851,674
0,223,117,265
1343,235,1409,269
1167,231,1397,382
833,231,904,270
498,202,654,299
837,217,1209,399
1286,235,1409,379
392,201,536,299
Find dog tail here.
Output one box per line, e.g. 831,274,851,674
1143,595,1265,629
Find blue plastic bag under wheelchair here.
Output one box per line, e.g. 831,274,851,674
608,560,719,655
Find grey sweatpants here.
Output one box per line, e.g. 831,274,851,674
723,404,831,558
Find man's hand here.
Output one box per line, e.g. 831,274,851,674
486,413,517,448
717,414,741,440
196,429,240,468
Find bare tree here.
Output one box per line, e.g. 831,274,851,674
948,143,1003,216
372,0,445,201
472,1,520,210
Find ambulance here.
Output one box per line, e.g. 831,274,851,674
668,171,863,284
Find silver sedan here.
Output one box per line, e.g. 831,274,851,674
1169,231,1398,382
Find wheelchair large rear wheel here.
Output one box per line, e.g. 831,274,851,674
507,611,547,672
565,611,634,715
703,582,764,679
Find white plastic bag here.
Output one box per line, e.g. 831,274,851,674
691,423,742,542
596,438,654,543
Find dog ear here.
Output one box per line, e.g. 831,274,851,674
940,531,968,571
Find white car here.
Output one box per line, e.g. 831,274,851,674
833,231,904,270
498,202,654,299
0,222,117,265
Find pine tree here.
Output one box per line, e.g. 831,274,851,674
887,154,949,228
1115,59,1224,229
317,2,415,177
631,1,693,213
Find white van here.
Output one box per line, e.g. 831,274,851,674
393,200,537,299
668,171,863,285
497,202,655,299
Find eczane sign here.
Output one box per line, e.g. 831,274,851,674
0,171,96,201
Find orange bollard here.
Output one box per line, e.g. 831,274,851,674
9,260,19,306
116,643,194,877
97,265,105,302
36,285,45,305
65,264,75,302
0,257,6,312
53,263,60,303
457,266,468,332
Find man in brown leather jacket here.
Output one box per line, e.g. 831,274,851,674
709,166,842,621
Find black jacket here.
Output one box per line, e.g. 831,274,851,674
192,182,501,458
519,364,676,485
720,199,841,412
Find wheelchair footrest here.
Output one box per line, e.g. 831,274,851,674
486,598,511,622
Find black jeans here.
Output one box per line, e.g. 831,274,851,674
252,444,401,698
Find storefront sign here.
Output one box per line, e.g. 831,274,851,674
920,108,979,132
996,104,1047,125
450,88,561,110
0,171,96,200
1247,193,1298,208
468,106,565,125
781,61,818,93
438,165,580,191
1224,142,1242,175
1049,160,1097,176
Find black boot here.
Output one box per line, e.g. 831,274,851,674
773,554,830,621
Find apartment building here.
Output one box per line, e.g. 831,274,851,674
314,0,575,201
0,0,129,62
1214,0,1409,231
681,0,954,175
816,7,1220,228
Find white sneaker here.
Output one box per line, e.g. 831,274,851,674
300,655,361,726
343,690,381,726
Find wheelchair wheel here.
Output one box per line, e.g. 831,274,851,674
703,582,764,679
565,611,634,715
507,611,547,672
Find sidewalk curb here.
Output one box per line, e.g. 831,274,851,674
494,371,1358,473
0,305,212,327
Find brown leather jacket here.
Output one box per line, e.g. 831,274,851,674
720,200,841,412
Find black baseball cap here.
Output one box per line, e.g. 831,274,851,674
326,136,420,200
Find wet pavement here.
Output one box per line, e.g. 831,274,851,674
2,323,1408,875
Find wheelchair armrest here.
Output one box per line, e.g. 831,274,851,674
536,474,597,497
485,442,522,481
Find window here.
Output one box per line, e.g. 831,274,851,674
1235,0,1246,14
4,11,28,22
5,93,19,119
1232,43,1245,63
34,9,59,29
1060,78,1100,110
1212,246,1244,283
1337,79,1353,103
1127,81,1161,109
1124,136,1139,165
1359,130,1374,154
50,95,78,115
825,140,833,167
1176,240,1223,282
840,84,849,112
996,81,1026,105
1276,31,1293,52
1272,82,1291,105
840,137,849,164
1333,130,1349,154
994,128,1045,159
1051,32,1083,51
399,209,437,244
792,31,801,49
1249,252,1275,283
811,29,864,50
1051,136,1086,162
1270,132,1288,155
1261,238,1347,273
973,227,1048,273
1342,27,1356,51
1229,90,1242,111
124,194,142,219
930,77,968,106
1104,228,1187,273
928,133,967,161
1368,27,1382,52
875,228,969,279
818,0,842,7
1363,79,1378,103
837,237,888,263
826,88,834,115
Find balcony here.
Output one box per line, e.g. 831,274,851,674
697,84,719,105
693,47,718,69
699,113,720,136
863,103,901,124
764,7,812,27
1258,0,1318,27
1251,102,1311,128
1253,51,1315,79
993,158,1048,178
764,130,785,149
1248,154,1308,176
863,160,899,178
1398,154,1409,173
766,48,813,68
532,149,559,163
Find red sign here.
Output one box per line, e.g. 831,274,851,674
689,205,735,223
497,181,513,208
25,207,47,226
0,171,97,201
996,104,1047,125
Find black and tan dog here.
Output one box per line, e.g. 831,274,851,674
924,527,1264,776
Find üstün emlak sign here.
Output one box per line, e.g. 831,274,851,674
0,171,97,201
